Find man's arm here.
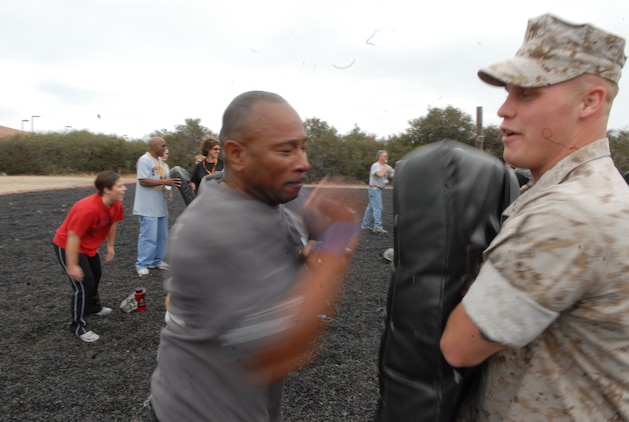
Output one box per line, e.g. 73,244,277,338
65,230,84,281
105,222,117,262
138,177,181,188
136,156,181,188
246,185,364,383
247,248,352,382
440,302,504,368
374,165,393,177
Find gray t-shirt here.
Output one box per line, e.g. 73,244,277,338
368,161,393,188
133,152,168,217
151,179,308,421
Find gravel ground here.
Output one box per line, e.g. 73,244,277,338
0,184,394,421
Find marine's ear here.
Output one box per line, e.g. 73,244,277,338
579,84,606,119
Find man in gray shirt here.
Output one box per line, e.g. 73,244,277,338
132,137,180,277
150,91,362,421
360,150,394,233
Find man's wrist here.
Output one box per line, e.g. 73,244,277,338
311,222,360,255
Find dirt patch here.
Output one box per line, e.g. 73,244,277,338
0,183,393,421
0,175,137,195
0,175,371,195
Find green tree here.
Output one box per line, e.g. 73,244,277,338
304,119,387,183
609,128,629,173
4,112,626,178
385,106,479,165
481,125,504,159
152,118,216,170
397,105,476,148
385,132,417,165
303,118,341,182
339,125,384,182
0,131,145,175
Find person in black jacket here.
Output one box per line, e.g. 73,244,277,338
190,135,224,192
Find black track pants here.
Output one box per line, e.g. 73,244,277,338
53,244,103,336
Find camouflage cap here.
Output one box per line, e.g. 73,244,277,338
478,14,626,88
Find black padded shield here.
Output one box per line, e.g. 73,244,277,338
169,166,195,206
376,140,519,421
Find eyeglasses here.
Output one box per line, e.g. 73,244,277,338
211,147,221,151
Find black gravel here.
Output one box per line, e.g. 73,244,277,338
0,184,394,421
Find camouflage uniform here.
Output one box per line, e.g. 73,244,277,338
462,138,629,421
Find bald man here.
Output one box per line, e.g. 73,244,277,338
150,91,362,421
132,137,181,277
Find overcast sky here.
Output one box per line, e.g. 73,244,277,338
1,0,628,140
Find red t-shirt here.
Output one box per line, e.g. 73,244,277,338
53,193,125,256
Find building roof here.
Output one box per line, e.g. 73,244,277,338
0,125,30,138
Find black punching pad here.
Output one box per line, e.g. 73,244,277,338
376,140,519,421
169,166,195,206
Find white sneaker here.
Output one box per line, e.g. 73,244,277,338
79,331,100,343
383,248,394,262
94,307,112,316
149,261,170,270
137,268,149,277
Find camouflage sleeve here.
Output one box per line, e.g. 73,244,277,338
463,260,557,347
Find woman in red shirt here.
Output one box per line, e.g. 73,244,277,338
53,171,126,343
